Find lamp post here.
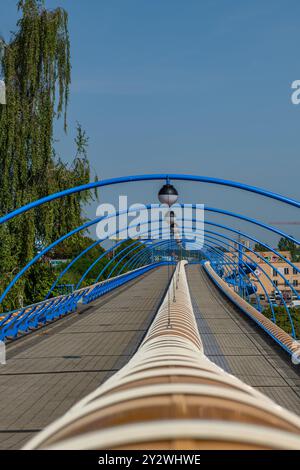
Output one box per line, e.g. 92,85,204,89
158,180,179,327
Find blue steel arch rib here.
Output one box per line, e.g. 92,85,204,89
2,175,300,306
128,240,159,270
204,206,299,245
119,243,163,274
121,244,157,274
186,237,274,322
198,244,262,312
203,245,292,331
200,223,300,307
0,173,299,342
48,202,300,303
106,242,150,280
98,238,177,283
118,240,178,276
1,174,300,227
1,234,273,342
75,239,140,289
46,240,101,299
97,225,276,326
48,203,300,298
73,210,300,305
111,226,294,334
97,239,178,283
122,237,264,315
2,203,300,310
78,219,299,301
3,229,284,340
127,242,177,272
200,238,282,323
120,231,276,329
79,239,143,289
49,219,171,297
0,263,167,342
117,243,152,274
181,223,300,314
185,223,300,300
202,218,300,274
0,205,159,304
0,213,107,305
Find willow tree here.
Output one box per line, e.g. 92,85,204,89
0,1,94,311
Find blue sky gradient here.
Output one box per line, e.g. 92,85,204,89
1,0,300,243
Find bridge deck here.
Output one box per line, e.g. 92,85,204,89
1,264,300,450
0,266,170,450
186,265,300,415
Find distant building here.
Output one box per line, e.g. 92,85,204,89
223,249,300,301
247,250,300,301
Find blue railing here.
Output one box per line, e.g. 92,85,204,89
0,263,165,342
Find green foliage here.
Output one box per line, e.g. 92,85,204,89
278,236,296,252
277,237,300,262
0,1,96,313
24,260,56,305
55,239,145,290
114,239,144,265
53,235,106,288
254,242,266,252
263,305,300,338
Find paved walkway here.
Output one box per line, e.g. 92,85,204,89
0,266,170,449
186,265,300,415
2,264,300,449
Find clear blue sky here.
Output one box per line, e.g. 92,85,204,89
2,0,300,243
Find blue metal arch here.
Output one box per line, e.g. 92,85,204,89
79,240,143,289
106,224,296,336
121,237,264,315
48,202,300,299
2,203,299,311
0,173,299,342
46,202,300,304
1,173,299,226
140,232,282,320
90,224,285,330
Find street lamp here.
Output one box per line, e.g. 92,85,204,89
158,182,178,207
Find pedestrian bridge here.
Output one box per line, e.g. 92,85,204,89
0,174,300,449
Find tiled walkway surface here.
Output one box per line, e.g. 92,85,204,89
186,265,300,415
2,263,300,450
0,267,170,449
